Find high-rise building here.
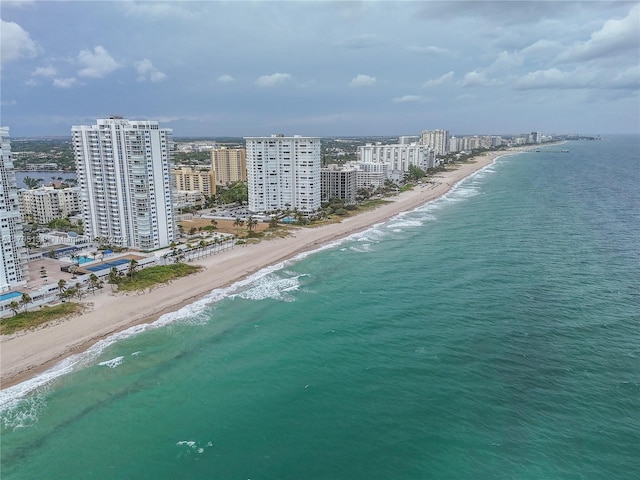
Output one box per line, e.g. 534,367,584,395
72,117,176,250
358,143,436,174
211,147,246,185
245,135,321,214
0,127,29,291
420,129,450,156
321,165,358,204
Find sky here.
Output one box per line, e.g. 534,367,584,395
1,1,639,137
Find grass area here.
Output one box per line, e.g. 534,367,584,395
115,263,202,292
1,303,85,335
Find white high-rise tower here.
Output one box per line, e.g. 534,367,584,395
72,117,176,250
245,135,321,214
0,127,29,291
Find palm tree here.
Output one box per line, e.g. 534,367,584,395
233,217,244,235
210,219,218,230
126,259,139,278
20,293,32,312
247,216,258,233
88,274,102,295
9,301,20,316
108,267,120,291
57,279,67,294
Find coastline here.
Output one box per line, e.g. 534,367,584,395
0,148,522,391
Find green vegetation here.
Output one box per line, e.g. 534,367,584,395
218,181,248,204
10,138,75,171
1,303,84,335
113,263,202,292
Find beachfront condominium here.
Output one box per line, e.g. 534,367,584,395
0,127,29,292
420,129,450,156
211,147,246,185
72,117,176,250
245,135,321,214
18,186,80,224
358,143,437,177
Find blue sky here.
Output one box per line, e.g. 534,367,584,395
1,1,638,137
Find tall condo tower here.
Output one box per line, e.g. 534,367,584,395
420,129,450,156
245,135,321,214
72,117,176,250
0,127,29,291
211,147,246,185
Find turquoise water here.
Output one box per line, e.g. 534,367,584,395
1,136,638,479
0,292,22,302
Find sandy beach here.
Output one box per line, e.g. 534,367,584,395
0,149,519,389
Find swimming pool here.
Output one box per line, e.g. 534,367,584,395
0,291,23,302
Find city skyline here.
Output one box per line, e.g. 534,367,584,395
1,1,638,137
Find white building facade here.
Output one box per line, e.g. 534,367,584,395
420,129,450,156
357,143,436,177
0,127,29,291
72,117,176,250
18,186,80,224
245,135,321,214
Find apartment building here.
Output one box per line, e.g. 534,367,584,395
420,129,450,156
172,166,215,197
357,143,436,177
245,135,320,214
211,147,246,185
72,117,176,250
321,165,358,204
0,127,29,291
18,186,80,224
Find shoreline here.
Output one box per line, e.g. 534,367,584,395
0,148,523,391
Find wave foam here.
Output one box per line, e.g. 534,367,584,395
98,356,124,369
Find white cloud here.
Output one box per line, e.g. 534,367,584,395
333,33,380,50
255,73,292,87
134,58,167,82
407,45,450,55
515,68,570,89
0,19,39,65
53,77,78,89
218,74,234,83
558,4,640,62
349,74,376,87
32,66,56,77
460,70,499,87
77,46,122,78
515,65,640,91
423,71,454,87
393,95,424,103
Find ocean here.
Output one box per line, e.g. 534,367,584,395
1,136,638,479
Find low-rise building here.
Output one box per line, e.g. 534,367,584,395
172,166,215,197
18,186,80,224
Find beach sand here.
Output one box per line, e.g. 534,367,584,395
0,150,518,389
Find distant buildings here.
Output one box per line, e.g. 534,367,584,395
0,127,29,292
72,117,177,250
245,135,321,214
420,129,449,156
18,186,80,224
211,147,246,185
357,142,436,182
172,166,215,196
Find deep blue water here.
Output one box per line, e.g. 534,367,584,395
1,136,638,479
